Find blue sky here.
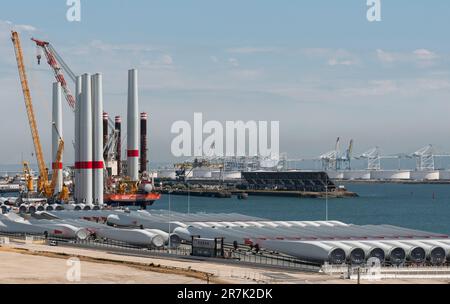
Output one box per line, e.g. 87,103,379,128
1,1,450,165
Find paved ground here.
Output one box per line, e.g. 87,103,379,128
1,242,450,284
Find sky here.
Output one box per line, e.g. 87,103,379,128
1,0,450,166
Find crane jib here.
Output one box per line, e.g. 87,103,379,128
11,31,49,185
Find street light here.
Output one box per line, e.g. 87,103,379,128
168,190,173,253
325,176,329,221
187,183,190,215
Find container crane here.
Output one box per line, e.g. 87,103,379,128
31,37,120,162
408,145,450,171
338,139,353,170
319,137,340,171
357,147,381,171
11,31,64,199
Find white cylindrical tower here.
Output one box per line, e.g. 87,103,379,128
52,82,63,194
75,76,82,202
80,73,93,204
92,73,104,206
127,69,139,181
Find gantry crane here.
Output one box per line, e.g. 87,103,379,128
31,37,120,163
11,31,64,199
319,137,340,171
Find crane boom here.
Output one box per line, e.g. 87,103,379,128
32,37,120,161
31,37,76,109
11,31,49,183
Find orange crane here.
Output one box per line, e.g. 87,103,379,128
11,31,64,199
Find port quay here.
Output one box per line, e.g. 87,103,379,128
1,1,450,299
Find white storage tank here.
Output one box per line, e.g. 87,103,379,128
371,170,411,180
343,170,371,180
222,171,242,180
192,168,213,178
211,171,222,179
410,171,440,181
438,170,450,180
326,171,344,180
157,169,177,180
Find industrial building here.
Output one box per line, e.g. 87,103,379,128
241,171,336,192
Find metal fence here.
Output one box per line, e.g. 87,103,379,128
229,249,320,272
322,263,450,281
0,231,320,271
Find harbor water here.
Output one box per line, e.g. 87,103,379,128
2,183,449,235
148,183,450,235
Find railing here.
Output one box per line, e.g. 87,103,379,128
0,231,320,272
229,249,320,272
322,263,450,280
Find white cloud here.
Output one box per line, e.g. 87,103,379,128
0,19,37,34
413,49,438,61
303,48,359,67
226,46,281,54
327,58,358,66
376,48,438,67
376,49,396,63
340,80,399,97
15,24,37,32
229,69,264,80
139,54,174,70
159,54,173,65
228,58,239,67
89,40,160,53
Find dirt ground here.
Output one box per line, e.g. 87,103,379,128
1,243,449,284
0,250,205,284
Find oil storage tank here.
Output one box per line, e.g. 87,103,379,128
410,171,440,181
157,169,177,180
371,170,411,180
343,171,371,180
192,168,213,179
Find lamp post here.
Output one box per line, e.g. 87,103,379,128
325,176,329,221
188,183,190,215
168,190,172,253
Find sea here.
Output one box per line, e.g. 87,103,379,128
2,182,449,235
146,183,450,235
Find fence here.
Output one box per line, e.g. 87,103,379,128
229,249,320,272
0,231,319,272
322,263,450,281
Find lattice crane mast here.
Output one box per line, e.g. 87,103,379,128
11,31,49,187
31,37,119,161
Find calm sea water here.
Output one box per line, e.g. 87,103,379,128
2,183,449,235
148,183,450,235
